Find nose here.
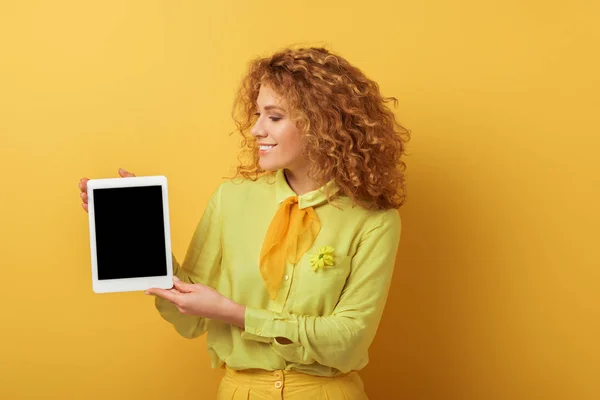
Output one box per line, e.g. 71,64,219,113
251,118,267,138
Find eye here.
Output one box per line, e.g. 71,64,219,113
270,116,282,122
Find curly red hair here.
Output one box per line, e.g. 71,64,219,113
230,46,410,210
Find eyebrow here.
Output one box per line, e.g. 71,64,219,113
263,105,286,112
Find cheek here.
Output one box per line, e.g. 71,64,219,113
278,126,304,155
284,136,303,155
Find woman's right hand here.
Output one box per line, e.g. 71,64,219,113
78,168,136,213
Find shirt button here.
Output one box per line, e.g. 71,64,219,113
274,381,282,389
275,371,282,379
257,331,262,335
284,275,289,280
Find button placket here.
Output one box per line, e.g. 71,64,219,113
269,262,294,313
274,370,283,390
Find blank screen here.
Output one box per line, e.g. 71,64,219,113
93,185,167,280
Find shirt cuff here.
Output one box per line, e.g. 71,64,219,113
242,306,299,343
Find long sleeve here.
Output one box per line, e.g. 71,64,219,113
154,184,223,339
242,209,401,373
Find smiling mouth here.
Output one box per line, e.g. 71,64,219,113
259,144,277,152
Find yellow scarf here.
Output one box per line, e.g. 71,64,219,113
259,196,321,299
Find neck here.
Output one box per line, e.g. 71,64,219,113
283,168,319,195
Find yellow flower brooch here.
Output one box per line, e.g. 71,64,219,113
309,246,335,271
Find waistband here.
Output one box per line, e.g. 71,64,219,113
224,366,354,388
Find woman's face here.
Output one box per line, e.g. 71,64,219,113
251,85,309,173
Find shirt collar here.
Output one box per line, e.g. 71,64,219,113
275,169,339,209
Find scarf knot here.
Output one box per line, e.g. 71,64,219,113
259,196,321,299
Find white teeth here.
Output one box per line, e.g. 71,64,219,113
259,145,276,151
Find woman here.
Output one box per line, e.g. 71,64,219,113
78,46,410,399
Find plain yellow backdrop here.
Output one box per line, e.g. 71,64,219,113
1,1,599,399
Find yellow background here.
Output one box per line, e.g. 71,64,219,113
1,1,598,399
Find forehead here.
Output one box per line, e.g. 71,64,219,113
256,85,287,108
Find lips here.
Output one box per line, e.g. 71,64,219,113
259,144,277,153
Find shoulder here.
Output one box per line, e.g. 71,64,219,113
210,173,276,207
321,195,401,250
217,173,274,193
358,207,401,238
340,200,402,247
332,196,401,230
348,208,401,258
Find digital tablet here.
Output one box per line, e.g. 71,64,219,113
86,175,173,293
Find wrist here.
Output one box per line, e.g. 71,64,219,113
218,297,246,329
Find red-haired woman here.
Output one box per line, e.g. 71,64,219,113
79,46,410,399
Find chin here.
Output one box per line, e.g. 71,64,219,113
259,159,284,172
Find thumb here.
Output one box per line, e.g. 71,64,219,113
173,277,194,293
118,168,136,178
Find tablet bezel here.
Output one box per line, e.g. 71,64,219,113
87,175,173,293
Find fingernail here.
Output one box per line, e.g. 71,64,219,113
80,193,84,197
144,291,150,295
173,276,180,282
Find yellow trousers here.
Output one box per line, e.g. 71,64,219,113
217,366,369,400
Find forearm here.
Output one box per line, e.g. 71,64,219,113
241,306,376,370
215,298,292,346
155,296,207,338
217,298,246,329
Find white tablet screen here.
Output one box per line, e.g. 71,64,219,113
92,185,168,280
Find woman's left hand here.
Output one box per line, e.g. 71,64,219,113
146,277,245,328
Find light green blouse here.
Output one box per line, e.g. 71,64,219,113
155,169,401,376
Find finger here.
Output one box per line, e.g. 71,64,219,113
79,178,89,193
82,203,88,213
80,192,88,204
118,168,136,178
169,283,183,294
145,288,179,304
173,279,195,293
